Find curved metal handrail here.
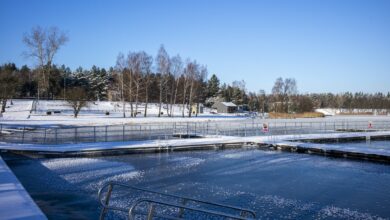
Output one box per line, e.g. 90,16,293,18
128,198,255,220
98,181,256,219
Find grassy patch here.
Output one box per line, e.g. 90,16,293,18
269,112,324,119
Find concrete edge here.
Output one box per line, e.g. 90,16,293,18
0,155,47,220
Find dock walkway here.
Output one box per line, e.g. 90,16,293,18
0,156,46,220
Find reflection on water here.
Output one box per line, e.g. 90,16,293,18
4,148,390,220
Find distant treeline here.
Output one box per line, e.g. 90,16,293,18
1,62,390,115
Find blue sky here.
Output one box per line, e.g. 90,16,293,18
0,0,389,94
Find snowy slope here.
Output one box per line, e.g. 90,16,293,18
0,100,33,120
0,99,247,126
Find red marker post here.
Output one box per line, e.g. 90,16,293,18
262,123,269,133
368,121,373,129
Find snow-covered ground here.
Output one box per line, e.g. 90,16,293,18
0,99,249,126
1,100,390,127
0,99,33,120
316,108,390,116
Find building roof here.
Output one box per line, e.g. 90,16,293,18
221,102,237,107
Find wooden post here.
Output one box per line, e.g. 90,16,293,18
55,128,58,144
94,126,96,142
75,127,78,143
123,125,125,142
21,126,26,144
105,126,108,142
44,128,47,144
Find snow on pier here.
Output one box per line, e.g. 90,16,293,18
1,131,390,162
0,155,47,220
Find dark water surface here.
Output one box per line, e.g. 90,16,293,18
4,148,390,220
329,140,390,151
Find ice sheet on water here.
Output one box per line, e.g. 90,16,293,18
257,195,313,211
316,206,388,220
218,154,309,176
222,150,256,159
40,158,143,191
41,158,112,172
177,182,388,220
168,156,205,169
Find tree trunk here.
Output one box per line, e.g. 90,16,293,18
165,81,170,116
188,81,194,118
169,78,176,117
135,85,139,117
130,101,134,117
128,70,134,117
122,75,126,118
196,102,199,117
144,85,149,117
122,102,126,118
158,78,163,117
1,99,7,113
172,79,180,117
182,79,188,118
73,102,79,118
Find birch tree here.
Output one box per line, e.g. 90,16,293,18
126,52,136,117
195,65,208,116
115,53,126,117
181,61,190,117
186,60,199,117
23,26,68,100
169,55,183,117
139,52,153,117
156,45,170,117
272,77,297,113
130,53,142,117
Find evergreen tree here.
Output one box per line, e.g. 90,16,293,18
88,66,109,101
72,67,90,89
207,74,220,97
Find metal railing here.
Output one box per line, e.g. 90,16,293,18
128,198,254,220
98,181,256,220
1,119,390,145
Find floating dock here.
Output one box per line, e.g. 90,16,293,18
0,131,390,163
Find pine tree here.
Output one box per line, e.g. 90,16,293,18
207,74,220,97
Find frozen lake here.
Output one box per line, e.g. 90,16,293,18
4,148,390,219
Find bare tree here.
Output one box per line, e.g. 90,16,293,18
181,66,190,117
257,89,267,114
115,53,126,118
45,27,68,73
139,52,153,117
66,87,88,118
129,52,142,117
23,26,68,100
169,55,183,117
126,52,136,117
284,78,297,113
195,65,208,116
156,45,170,117
272,77,297,113
186,60,199,117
